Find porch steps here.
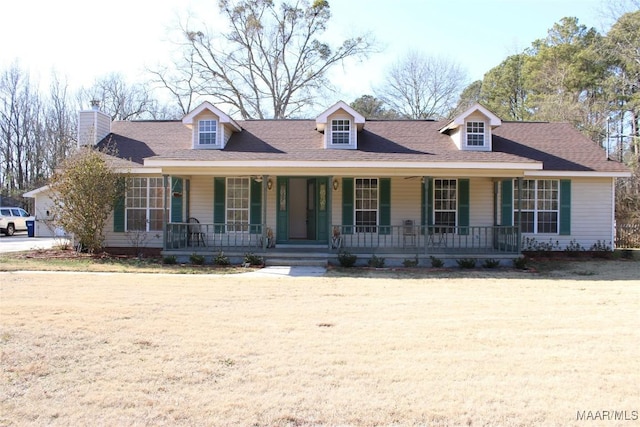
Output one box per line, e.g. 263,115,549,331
263,251,329,267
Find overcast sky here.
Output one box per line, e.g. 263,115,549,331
0,0,619,110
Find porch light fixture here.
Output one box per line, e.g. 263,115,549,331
267,178,273,190
333,179,339,191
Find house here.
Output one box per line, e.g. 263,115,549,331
25,101,630,265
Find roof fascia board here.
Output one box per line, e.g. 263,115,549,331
144,159,542,170
524,170,632,178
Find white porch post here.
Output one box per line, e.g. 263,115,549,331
162,174,169,250
263,175,268,250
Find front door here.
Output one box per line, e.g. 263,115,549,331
306,179,316,240
276,177,328,244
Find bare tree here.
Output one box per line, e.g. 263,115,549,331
156,0,375,119
148,49,201,117
44,72,78,174
80,73,165,120
0,64,43,194
376,51,468,120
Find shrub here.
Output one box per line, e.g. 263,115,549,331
337,250,357,267
456,258,477,269
590,240,612,258
564,239,584,256
213,251,230,266
482,258,501,268
367,255,385,268
244,252,264,266
522,237,560,254
513,256,528,270
190,253,205,265
163,255,177,265
429,256,444,268
402,257,418,268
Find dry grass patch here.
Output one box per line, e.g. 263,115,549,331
1,265,639,426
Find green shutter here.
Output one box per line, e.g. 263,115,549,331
559,179,571,235
250,178,262,234
427,178,433,227
342,178,354,234
171,177,183,223
214,177,226,233
458,179,470,235
379,178,391,235
501,179,513,226
113,177,125,232
113,192,125,232
420,179,426,235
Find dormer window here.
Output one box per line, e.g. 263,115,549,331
439,103,500,152
466,121,485,146
316,101,365,150
332,119,351,145
198,120,217,145
183,102,240,150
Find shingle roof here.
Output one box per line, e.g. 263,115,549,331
99,119,628,173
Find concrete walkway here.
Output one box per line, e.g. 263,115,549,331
241,265,326,277
0,233,69,253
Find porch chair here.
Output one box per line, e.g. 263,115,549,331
403,219,417,247
427,225,448,248
187,217,206,247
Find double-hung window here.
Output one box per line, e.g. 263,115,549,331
466,121,485,146
434,179,457,231
198,119,217,145
226,177,250,232
125,177,165,231
514,179,559,233
355,178,377,232
331,119,351,145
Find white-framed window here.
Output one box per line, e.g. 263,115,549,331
125,177,165,231
466,121,485,146
514,179,559,233
434,179,457,230
331,119,351,144
355,178,377,232
198,119,217,145
226,177,249,232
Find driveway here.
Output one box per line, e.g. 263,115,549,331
0,232,69,253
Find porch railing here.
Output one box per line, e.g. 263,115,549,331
164,222,520,254
331,224,520,254
165,222,269,251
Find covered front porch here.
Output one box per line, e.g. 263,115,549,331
158,171,526,265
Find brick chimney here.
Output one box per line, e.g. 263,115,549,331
77,100,111,147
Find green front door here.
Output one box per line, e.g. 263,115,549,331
306,179,316,240
276,177,328,244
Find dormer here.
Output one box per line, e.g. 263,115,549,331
316,101,365,150
439,103,502,152
182,101,241,149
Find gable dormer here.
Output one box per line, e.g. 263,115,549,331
182,101,241,150
439,103,502,152
316,101,365,150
